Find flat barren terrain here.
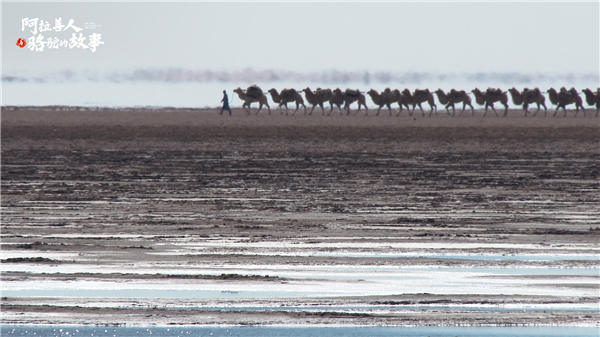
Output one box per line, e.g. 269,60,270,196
1,106,599,327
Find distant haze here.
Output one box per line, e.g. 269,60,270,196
2,1,598,107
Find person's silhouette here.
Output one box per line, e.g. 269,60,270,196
220,90,232,115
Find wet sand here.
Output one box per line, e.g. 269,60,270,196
1,106,599,327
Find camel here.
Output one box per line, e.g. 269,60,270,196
508,88,547,117
448,89,474,116
279,88,306,114
328,88,345,114
390,89,412,116
343,89,368,115
582,88,599,117
402,89,436,116
434,89,450,105
401,89,415,116
303,87,332,115
547,87,585,117
383,88,404,116
367,89,394,115
234,85,271,115
522,88,547,117
508,88,524,106
471,88,508,117
434,89,473,116
267,88,283,112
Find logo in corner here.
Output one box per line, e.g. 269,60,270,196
16,38,26,48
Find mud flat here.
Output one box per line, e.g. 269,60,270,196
1,106,599,327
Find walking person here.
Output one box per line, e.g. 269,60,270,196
220,89,232,115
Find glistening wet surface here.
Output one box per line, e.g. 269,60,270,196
2,108,598,327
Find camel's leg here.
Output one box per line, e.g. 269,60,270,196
542,102,547,117
490,104,498,117
418,103,425,117
257,103,263,115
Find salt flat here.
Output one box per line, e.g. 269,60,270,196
1,106,598,326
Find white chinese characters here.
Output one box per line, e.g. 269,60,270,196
21,17,103,53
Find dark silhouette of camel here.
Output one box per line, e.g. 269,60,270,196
434,89,473,116
508,88,547,117
268,88,306,114
328,88,345,115
303,87,333,115
547,87,585,117
582,88,599,117
234,86,271,115
402,89,436,117
343,89,368,115
471,88,508,117
367,89,395,115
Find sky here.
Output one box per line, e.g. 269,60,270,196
2,1,599,76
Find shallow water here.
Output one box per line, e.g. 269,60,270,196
131,304,599,313
2,325,598,337
0,289,315,299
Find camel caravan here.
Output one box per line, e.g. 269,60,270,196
231,85,600,117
